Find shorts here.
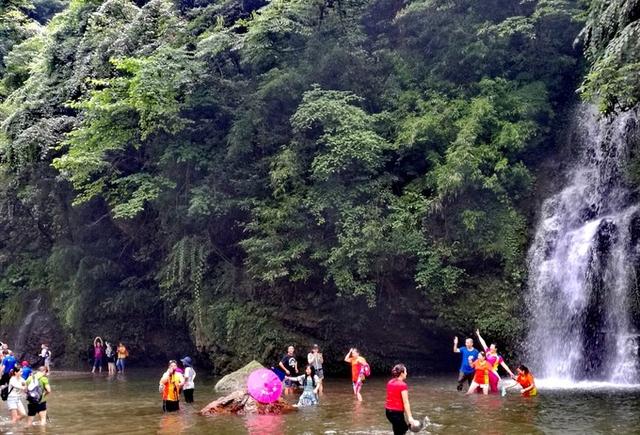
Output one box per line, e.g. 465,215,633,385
315,368,324,379
7,396,23,411
163,400,179,412
0,373,9,386
386,409,409,435
27,401,46,416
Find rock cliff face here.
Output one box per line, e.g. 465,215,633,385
6,293,64,365
4,287,454,374
2,291,197,369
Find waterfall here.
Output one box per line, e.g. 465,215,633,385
13,296,42,360
526,104,640,385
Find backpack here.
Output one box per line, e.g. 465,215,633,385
26,375,43,403
0,386,9,401
360,363,371,378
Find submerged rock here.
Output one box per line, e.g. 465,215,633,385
200,390,295,415
214,360,265,392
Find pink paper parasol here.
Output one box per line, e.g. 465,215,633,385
247,368,283,404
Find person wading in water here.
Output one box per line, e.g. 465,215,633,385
279,345,299,395
453,336,479,391
307,344,324,394
159,360,184,412
385,363,419,435
91,337,104,374
344,348,369,401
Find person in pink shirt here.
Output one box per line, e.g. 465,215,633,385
91,337,104,373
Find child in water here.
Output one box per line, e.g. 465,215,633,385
285,365,320,407
466,352,490,395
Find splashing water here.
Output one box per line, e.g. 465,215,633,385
526,105,640,386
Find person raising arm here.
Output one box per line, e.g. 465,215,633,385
453,336,479,391
476,329,516,387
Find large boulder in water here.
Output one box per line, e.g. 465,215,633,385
214,360,264,392
200,390,295,416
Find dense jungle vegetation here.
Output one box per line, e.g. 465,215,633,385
0,0,638,372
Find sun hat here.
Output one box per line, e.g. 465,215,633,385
181,356,193,367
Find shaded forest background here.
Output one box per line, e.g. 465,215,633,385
0,0,638,373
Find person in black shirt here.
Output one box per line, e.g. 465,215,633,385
279,345,299,394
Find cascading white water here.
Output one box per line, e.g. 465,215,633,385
526,104,640,385
13,296,41,360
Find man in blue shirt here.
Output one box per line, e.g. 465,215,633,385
20,361,32,380
453,336,479,391
0,350,17,386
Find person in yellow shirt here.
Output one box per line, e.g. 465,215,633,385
116,343,129,374
159,360,184,412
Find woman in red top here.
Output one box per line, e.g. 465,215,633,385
385,363,419,435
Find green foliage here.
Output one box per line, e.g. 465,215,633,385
580,0,640,113
0,0,598,368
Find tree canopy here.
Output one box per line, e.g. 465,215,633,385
1,0,635,370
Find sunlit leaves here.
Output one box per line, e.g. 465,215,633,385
580,0,640,112
291,86,392,180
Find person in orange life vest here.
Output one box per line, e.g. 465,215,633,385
466,352,490,395
159,360,184,412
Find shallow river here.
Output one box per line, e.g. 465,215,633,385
2,371,640,434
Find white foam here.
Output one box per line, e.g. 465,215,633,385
536,378,640,391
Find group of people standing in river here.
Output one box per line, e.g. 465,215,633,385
277,344,370,407
91,337,129,375
263,333,537,435
385,329,537,434
453,329,537,397
0,341,52,426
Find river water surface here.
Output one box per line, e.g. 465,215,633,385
1,371,640,434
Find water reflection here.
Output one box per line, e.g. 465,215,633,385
245,413,285,435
